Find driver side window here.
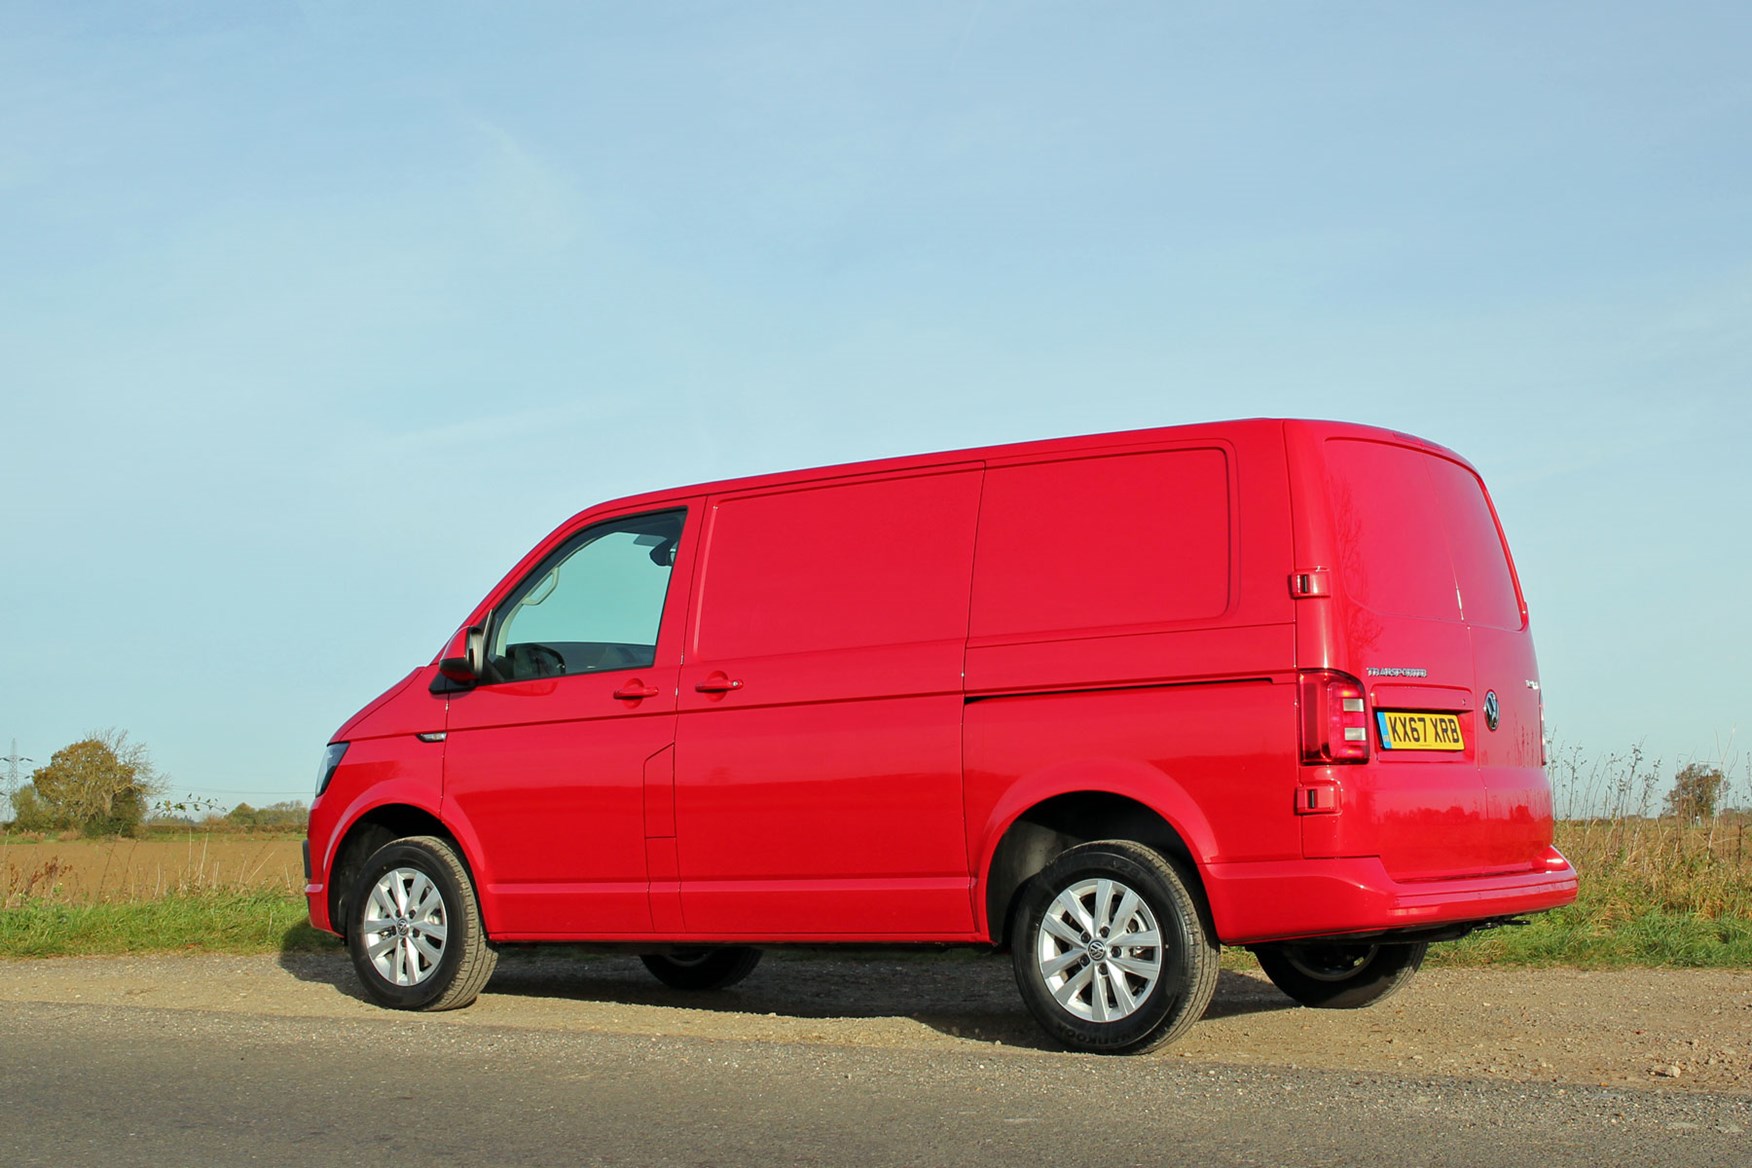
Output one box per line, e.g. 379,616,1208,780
487,509,684,683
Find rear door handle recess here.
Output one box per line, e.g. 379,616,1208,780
613,681,662,700
694,673,744,694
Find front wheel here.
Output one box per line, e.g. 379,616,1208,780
1252,940,1427,1009
640,947,763,990
346,835,498,1011
1011,841,1219,1054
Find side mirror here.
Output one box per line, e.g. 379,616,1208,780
437,625,486,686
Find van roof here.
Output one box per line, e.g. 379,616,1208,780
588,417,1469,517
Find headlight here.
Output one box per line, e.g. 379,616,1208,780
316,742,349,798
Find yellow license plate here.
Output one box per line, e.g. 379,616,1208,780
1376,711,1465,752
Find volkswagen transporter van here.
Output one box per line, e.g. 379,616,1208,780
305,419,1576,1053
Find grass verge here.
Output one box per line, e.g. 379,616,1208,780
1429,905,1752,968
0,890,340,958
4,891,1746,967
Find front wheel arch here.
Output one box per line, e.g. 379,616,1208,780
640,947,763,991
1251,940,1428,1009
344,834,498,1011
327,805,462,941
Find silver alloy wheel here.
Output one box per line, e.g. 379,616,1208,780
361,866,450,987
1284,944,1378,983
1033,876,1165,1023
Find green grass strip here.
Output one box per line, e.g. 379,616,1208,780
0,891,342,958
4,891,1747,968
1428,904,1752,969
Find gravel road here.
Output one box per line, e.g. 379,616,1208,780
4,949,1748,1093
3,950,1748,1166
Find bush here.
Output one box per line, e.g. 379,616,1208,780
8,785,66,834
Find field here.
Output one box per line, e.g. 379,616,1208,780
2,801,1749,965
2,835,305,903
1438,816,1752,966
1,833,326,956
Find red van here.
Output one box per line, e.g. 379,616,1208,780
305,419,1575,1053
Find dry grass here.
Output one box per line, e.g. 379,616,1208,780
1555,817,1752,923
1,835,304,909
1437,744,1752,967
1548,742,1752,921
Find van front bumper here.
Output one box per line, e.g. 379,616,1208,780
304,882,334,935
1202,850,1578,946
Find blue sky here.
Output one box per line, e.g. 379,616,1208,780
2,2,1748,810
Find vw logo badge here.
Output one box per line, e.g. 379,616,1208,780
1483,690,1500,732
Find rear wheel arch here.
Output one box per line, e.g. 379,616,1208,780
1011,838,1220,1052
982,791,1209,949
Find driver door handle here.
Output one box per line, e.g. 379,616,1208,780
613,681,662,701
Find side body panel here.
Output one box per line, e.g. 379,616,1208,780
962,430,1301,938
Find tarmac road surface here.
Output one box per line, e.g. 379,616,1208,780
2,951,1748,1167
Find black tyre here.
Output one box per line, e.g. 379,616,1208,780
346,835,498,1011
1011,840,1219,1054
1252,940,1427,1009
640,946,763,991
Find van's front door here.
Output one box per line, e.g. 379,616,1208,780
442,505,697,939
672,468,983,939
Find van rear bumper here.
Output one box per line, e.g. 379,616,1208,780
1202,852,1578,946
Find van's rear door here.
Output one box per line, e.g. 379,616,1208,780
1291,426,1549,880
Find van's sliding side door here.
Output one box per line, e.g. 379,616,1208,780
672,465,983,939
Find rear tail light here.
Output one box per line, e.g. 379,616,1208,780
1537,845,1571,873
1300,670,1370,764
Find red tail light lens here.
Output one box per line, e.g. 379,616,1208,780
1300,670,1370,764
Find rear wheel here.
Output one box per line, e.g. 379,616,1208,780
346,835,497,1011
1253,940,1427,1009
640,947,763,990
1011,840,1218,1054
